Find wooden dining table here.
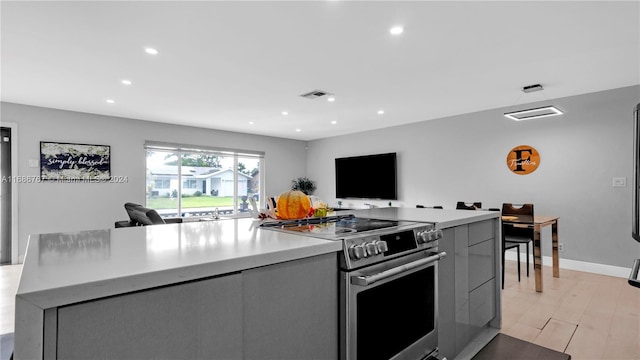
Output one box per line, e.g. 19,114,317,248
501,215,560,292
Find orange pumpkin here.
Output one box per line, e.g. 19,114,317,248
276,190,311,219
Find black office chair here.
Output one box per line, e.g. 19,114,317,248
456,201,482,210
115,202,182,227
501,203,534,289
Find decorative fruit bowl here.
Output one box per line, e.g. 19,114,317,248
256,190,332,220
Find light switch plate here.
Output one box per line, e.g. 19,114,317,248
613,177,627,187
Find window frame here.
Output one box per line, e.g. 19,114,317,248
144,141,265,219
182,178,198,189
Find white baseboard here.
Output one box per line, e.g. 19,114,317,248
504,250,631,279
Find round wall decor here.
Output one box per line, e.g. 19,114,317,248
506,145,540,175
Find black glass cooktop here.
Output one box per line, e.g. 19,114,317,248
260,214,401,237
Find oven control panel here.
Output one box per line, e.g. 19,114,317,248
342,225,442,269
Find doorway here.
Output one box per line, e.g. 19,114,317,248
0,127,12,264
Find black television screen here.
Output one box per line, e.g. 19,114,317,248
335,152,397,200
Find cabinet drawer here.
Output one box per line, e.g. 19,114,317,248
468,220,495,246
468,239,495,291
469,278,496,339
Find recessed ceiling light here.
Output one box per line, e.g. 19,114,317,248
144,47,159,55
121,79,132,85
295,129,301,132
377,110,385,115
248,121,254,125
105,99,115,104
331,121,337,125
390,26,404,35
282,111,289,116
327,97,335,102
504,106,563,121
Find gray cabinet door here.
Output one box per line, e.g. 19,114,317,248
469,278,496,339
438,219,499,359
243,253,338,360
57,274,243,360
454,224,470,355
468,220,495,247
468,239,495,291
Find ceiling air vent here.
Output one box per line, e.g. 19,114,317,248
299,89,332,100
522,84,544,93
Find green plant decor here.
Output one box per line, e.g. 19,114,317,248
291,177,316,195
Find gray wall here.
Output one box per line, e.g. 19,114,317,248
307,85,640,268
4,86,640,268
1,102,307,261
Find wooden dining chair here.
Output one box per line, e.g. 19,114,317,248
501,203,534,289
456,201,482,210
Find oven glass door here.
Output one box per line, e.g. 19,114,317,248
343,251,439,360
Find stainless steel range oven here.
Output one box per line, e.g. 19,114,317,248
261,214,446,360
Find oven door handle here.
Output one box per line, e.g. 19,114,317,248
351,251,447,286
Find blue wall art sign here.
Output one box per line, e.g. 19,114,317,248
40,141,111,182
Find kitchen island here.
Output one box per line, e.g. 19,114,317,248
15,208,501,360
14,219,342,359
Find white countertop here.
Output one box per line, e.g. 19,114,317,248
17,208,497,309
17,218,341,309
335,207,499,229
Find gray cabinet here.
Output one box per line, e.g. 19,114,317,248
454,225,470,355
48,253,339,360
469,237,495,291
56,273,244,360
438,219,500,359
243,253,338,360
470,278,496,338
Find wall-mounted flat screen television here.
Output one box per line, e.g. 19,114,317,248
335,152,397,200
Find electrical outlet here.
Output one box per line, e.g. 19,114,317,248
613,177,627,187
558,243,565,252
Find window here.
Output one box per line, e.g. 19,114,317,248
182,179,197,189
154,179,170,189
145,142,264,218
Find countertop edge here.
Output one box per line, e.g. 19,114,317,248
435,211,500,229
16,209,499,309
17,239,341,309
337,208,500,229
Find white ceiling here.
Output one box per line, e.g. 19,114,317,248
2,1,639,141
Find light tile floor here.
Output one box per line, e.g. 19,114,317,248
501,260,640,360
0,264,20,335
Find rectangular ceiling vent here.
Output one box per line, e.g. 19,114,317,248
300,89,331,100
522,84,544,93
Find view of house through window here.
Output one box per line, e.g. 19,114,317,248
145,143,263,218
